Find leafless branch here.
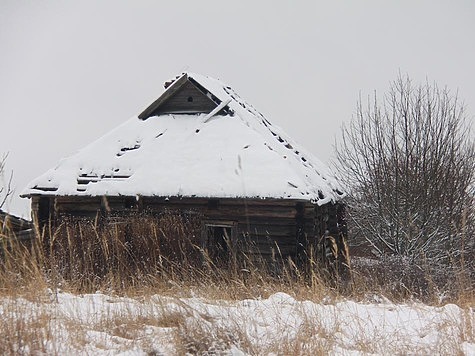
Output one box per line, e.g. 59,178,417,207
0,153,13,210
335,75,475,263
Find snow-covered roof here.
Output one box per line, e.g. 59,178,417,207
22,73,344,205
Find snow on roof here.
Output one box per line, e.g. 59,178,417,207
22,73,344,205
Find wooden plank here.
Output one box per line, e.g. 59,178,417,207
219,198,306,207
152,80,217,115
240,225,295,235
55,203,102,213
241,216,297,223
206,209,296,219
138,74,188,119
141,197,310,207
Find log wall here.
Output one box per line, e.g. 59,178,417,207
31,195,341,261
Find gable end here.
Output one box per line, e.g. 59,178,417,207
139,74,232,120
152,80,217,116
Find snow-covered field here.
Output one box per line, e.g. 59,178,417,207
2,290,475,355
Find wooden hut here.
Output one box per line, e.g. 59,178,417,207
0,209,33,241
22,73,347,268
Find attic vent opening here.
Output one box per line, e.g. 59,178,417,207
187,96,193,102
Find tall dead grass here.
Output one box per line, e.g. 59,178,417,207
0,211,474,304
0,212,330,301
1,212,475,355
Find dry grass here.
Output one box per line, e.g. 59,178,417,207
1,213,474,302
0,214,474,354
0,214,337,302
0,299,54,355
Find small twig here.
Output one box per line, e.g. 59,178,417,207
0,153,13,209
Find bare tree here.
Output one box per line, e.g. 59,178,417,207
0,153,13,210
335,75,475,263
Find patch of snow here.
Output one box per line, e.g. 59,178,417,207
2,291,474,354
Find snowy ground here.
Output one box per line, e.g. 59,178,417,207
2,290,475,355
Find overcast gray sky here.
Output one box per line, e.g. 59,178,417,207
1,0,474,217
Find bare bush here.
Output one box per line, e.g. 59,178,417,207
0,154,13,210
335,75,475,263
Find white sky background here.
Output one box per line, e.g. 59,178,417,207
1,1,474,218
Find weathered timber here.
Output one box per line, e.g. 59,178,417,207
154,80,217,115
138,74,189,119
32,194,346,263
139,76,222,119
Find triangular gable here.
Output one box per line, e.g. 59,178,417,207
138,74,231,119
